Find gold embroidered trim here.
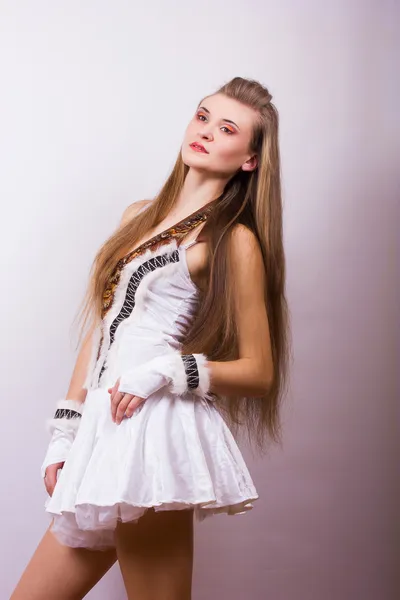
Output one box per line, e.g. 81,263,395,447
101,200,216,319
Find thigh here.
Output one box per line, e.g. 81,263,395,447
11,522,117,600
115,508,194,600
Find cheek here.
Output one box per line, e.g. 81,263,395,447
183,120,197,141
214,138,245,165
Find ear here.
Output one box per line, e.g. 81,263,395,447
241,154,258,172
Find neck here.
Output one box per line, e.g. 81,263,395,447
174,168,230,215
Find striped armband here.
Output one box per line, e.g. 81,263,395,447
170,353,211,398
46,399,84,435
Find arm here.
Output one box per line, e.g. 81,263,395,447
65,322,97,402
206,224,273,397
41,324,95,488
42,200,152,486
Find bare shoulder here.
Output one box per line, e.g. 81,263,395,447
120,199,153,228
230,223,259,248
229,224,264,272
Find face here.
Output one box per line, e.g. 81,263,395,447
181,93,258,177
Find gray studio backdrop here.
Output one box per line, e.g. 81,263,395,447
0,1,398,599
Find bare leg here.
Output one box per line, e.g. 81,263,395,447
115,508,194,600
11,523,117,600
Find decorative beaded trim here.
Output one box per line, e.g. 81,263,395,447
109,250,179,347
181,354,200,390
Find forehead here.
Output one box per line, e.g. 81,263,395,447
199,93,257,131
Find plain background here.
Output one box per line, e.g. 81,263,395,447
0,1,398,599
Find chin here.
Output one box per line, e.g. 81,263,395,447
181,149,212,170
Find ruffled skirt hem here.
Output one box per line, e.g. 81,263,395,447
48,496,258,550
44,387,259,549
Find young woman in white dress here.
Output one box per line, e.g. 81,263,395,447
12,76,290,600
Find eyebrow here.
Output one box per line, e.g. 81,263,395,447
197,105,240,130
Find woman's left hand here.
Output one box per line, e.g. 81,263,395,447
108,378,146,424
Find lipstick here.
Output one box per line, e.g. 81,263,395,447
190,142,209,154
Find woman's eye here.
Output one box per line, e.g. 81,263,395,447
197,113,207,122
221,126,234,134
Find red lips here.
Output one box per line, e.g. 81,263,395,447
190,142,209,154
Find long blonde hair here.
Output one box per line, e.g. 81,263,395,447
74,77,291,455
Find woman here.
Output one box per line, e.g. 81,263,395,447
12,76,290,600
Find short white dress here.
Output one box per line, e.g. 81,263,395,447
45,209,259,549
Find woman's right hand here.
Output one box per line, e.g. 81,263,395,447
43,462,64,496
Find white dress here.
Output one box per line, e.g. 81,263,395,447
45,235,259,549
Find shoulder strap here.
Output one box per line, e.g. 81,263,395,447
180,229,204,249
182,238,199,250
137,200,153,215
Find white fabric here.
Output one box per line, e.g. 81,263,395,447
118,349,185,398
44,239,259,549
118,350,212,400
41,399,84,479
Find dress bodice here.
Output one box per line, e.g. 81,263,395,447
84,236,206,392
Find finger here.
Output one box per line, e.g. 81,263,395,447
125,396,145,418
111,390,134,423
110,390,123,422
45,471,56,496
109,378,121,404
115,393,135,425
108,379,118,397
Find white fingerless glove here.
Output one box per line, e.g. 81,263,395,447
118,350,213,400
41,399,84,479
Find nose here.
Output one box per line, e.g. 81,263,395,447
198,128,214,142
